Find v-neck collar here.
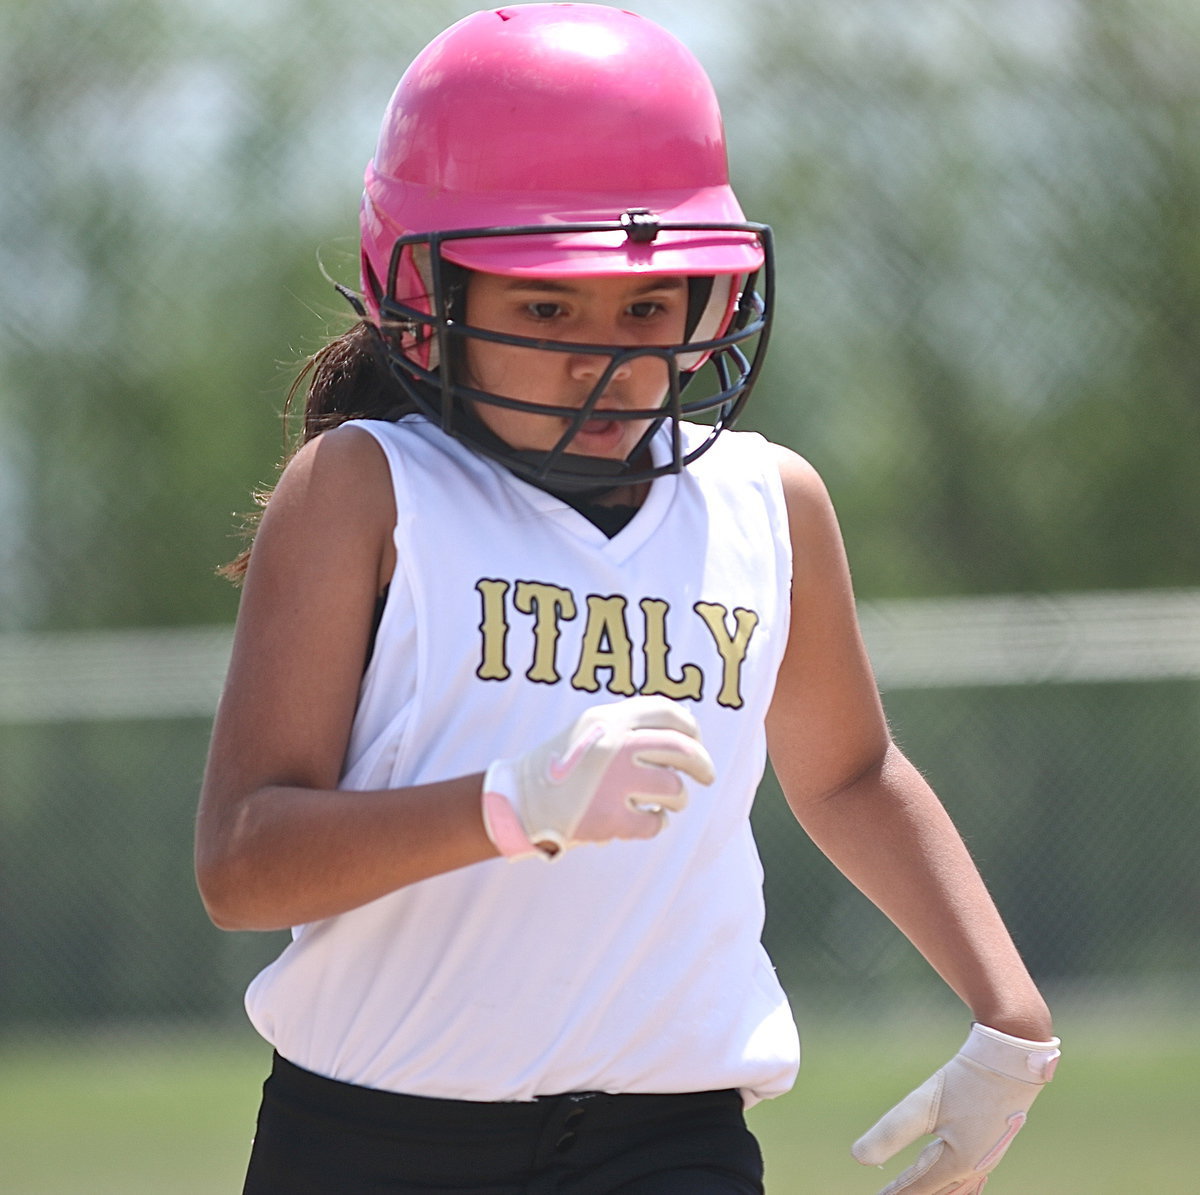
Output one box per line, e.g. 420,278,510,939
502,428,679,563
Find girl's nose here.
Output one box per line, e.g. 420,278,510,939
567,349,634,384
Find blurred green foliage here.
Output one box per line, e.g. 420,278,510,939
1,0,1197,1034
2,0,1198,631
729,0,1200,595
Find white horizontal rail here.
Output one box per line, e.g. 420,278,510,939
1,590,1198,724
0,626,234,724
858,589,1200,689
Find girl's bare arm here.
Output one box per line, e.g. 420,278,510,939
766,446,1051,1039
195,426,496,932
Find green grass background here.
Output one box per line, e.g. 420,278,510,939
1,1000,1194,1193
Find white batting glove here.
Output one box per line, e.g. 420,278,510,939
480,696,715,858
852,1023,1060,1195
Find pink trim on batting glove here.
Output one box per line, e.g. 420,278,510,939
975,1111,1027,1170
481,787,539,859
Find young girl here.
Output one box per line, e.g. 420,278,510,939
196,6,1058,1193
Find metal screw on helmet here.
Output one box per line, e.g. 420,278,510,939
620,209,661,245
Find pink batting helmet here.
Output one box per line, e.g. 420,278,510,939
356,3,774,490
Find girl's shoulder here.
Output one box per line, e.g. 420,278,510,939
262,424,396,561
339,415,476,479
686,426,826,513
278,421,393,496
767,440,827,499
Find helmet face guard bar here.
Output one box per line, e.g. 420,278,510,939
373,219,774,491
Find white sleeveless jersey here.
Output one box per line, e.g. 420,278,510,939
245,416,801,1105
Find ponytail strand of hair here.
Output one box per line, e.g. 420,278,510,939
218,319,408,584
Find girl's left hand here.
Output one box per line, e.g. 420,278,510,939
851,1023,1060,1194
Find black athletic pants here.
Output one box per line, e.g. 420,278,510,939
242,1053,765,1194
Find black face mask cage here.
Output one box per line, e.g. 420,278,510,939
373,218,774,491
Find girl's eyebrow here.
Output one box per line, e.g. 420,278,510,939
501,277,687,295
501,280,575,294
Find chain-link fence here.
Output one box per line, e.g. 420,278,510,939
2,1,1198,1030
2,593,1196,1028
3,1,1199,628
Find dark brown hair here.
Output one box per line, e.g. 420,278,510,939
219,320,411,583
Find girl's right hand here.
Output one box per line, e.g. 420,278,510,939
481,696,715,858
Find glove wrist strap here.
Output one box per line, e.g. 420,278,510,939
968,1022,1062,1082
481,761,540,859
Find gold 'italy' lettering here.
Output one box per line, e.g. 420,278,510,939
693,602,759,708
639,598,703,700
477,579,760,707
514,581,576,684
476,579,510,680
570,595,637,695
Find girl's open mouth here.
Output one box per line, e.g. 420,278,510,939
569,415,627,451
581,417,618,434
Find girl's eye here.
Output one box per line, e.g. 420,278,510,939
527,302,563,320
628,301,665,319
